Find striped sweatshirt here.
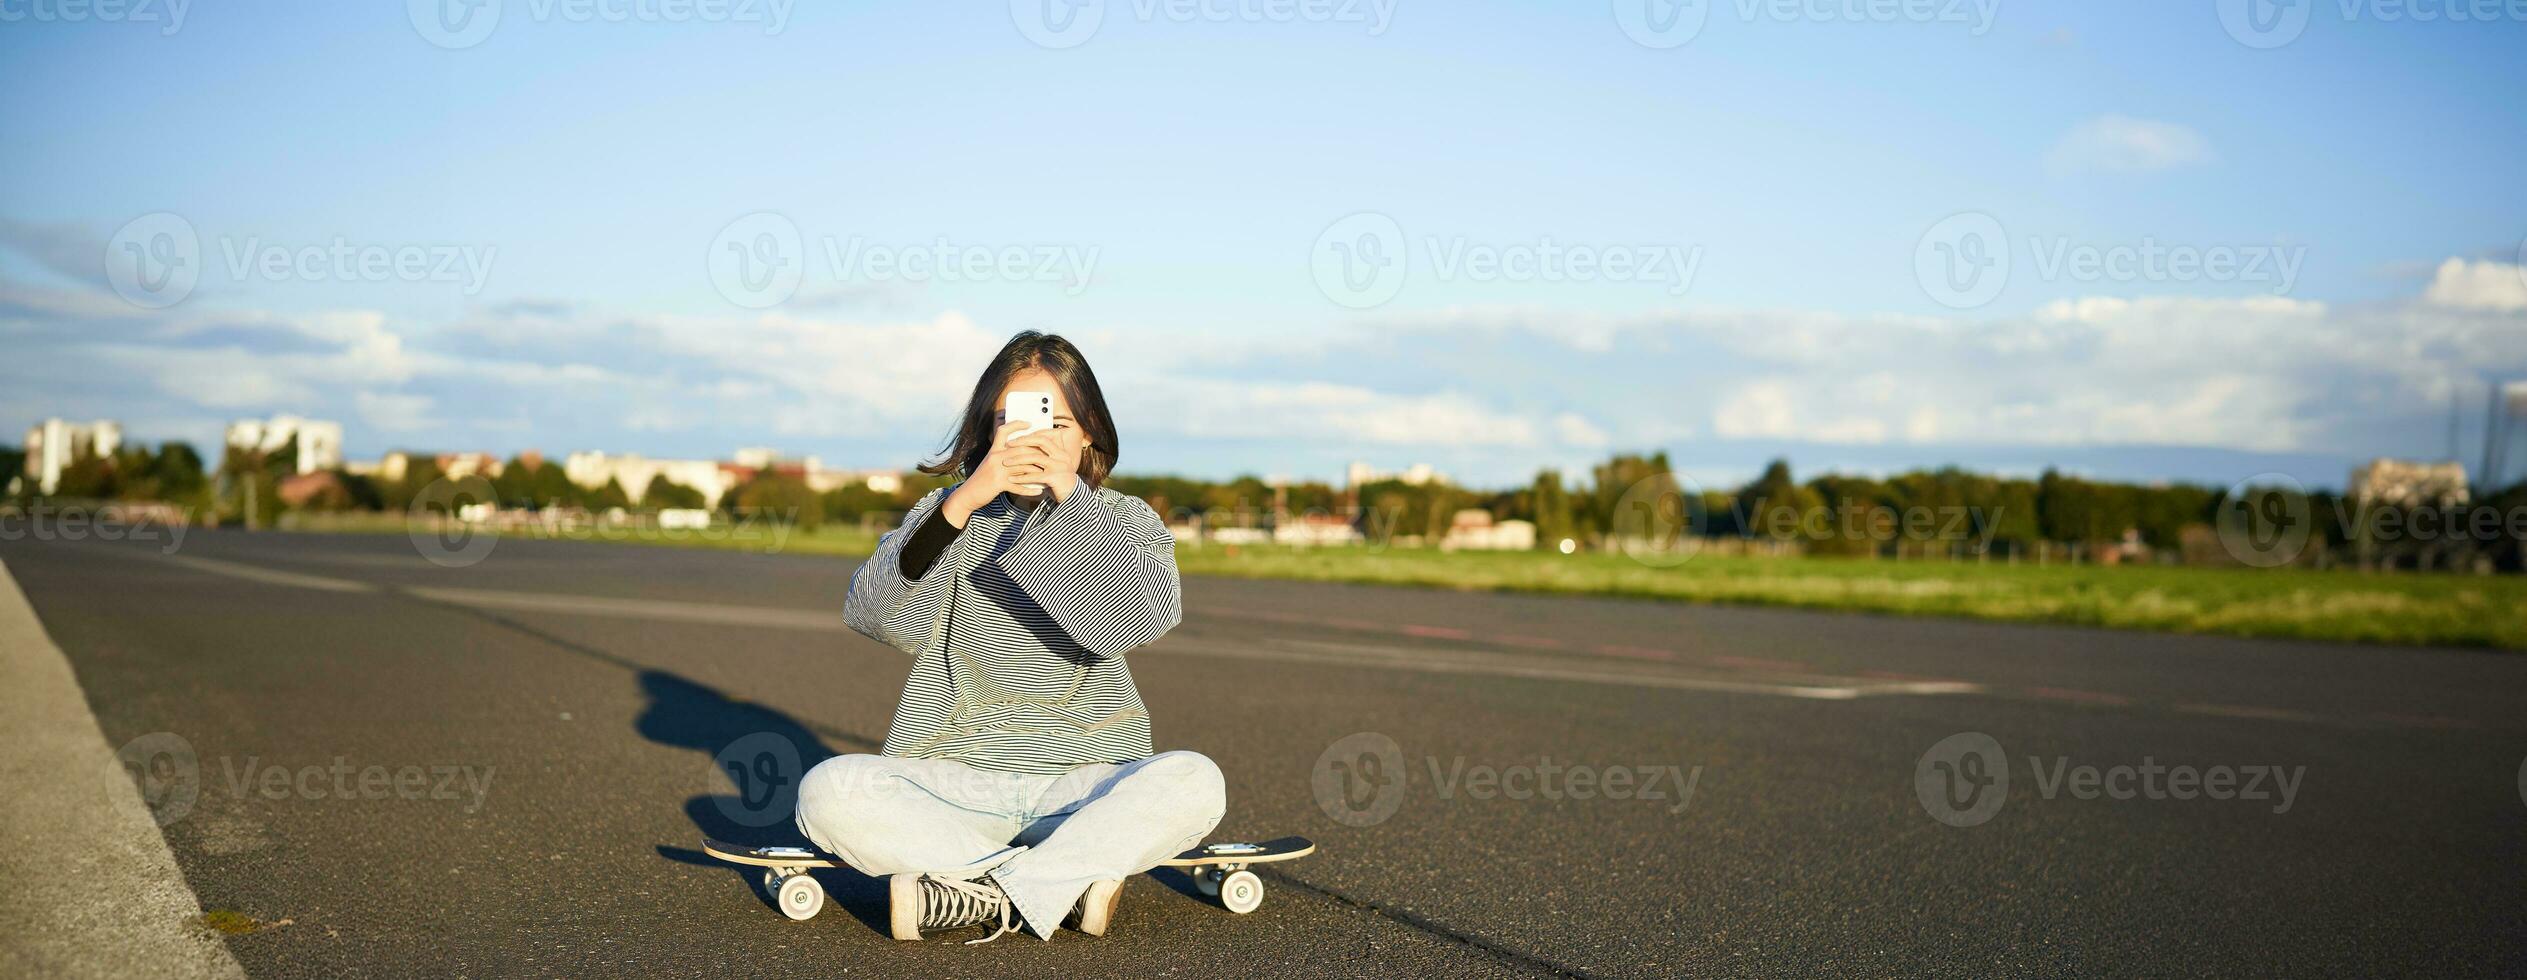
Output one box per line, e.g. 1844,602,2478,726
842,478,1181,775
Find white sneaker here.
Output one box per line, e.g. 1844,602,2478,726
1069,879,1124,937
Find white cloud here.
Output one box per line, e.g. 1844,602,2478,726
0,277,147,319
14,250,2526,484
1680,298,2339,451
1711,379,1794,440
1402,270,2523,457
1131,378,1543,448
355,391,438,432
2047,114,2213,175
156,309,420,385
1711,378,1892,445
2036,294,2324,323
1552,412,1611,447
2420,257,2527,312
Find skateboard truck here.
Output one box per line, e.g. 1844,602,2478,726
1185,841,1293,914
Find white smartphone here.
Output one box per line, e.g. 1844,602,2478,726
1003,390,1055,492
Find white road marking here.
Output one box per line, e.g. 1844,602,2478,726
404,586,849,633
1160,636,1983,700
140,552,1981,701
0,560,248,980
164,554,376,593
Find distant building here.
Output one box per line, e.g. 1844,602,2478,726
733,447,814,471
562,452,736,508
276,471,350,509
656,508,713,530
1211,527,1271,546
806,469,905,495
2348,458,2469,508
225,415,343,475
1440,509,1537,551
1346,461,1443,488
1274,514,1364,547
367,450,505,484
730,447,902,496
22,418,121,495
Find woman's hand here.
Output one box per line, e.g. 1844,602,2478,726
943,421,1030,526
942,421,1083,525
1005,427,1085,502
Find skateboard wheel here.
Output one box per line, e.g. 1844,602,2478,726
776,872,825,921
1192,866,1220,897
1219,870,1262,914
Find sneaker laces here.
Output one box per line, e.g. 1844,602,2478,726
919,875,1021,945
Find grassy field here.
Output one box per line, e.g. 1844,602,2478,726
281,515,2527,650
1170,544,2527,650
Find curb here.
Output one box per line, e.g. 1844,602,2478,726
0,559,247,979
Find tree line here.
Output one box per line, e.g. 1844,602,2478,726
11,440,2523,570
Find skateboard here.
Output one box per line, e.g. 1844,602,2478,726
700,835,1316,922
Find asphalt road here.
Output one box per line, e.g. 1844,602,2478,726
6,528,2525,978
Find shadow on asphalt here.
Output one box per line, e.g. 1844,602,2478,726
408,592,904,936
415,597,1206,940
632,669,898,937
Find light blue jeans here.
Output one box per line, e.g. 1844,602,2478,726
793,750,1227,940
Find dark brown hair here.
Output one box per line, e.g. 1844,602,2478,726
919,331,1120,487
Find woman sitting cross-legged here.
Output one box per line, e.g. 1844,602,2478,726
794,330,1223,943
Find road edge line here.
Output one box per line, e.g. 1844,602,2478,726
0,559,248,980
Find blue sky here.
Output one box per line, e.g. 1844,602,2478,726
4,0,2525,490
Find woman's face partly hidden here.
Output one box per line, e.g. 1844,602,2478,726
996,367,1088,480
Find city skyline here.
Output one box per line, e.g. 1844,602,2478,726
19,403,2520,498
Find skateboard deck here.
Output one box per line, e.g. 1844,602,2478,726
701,835,1315,920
